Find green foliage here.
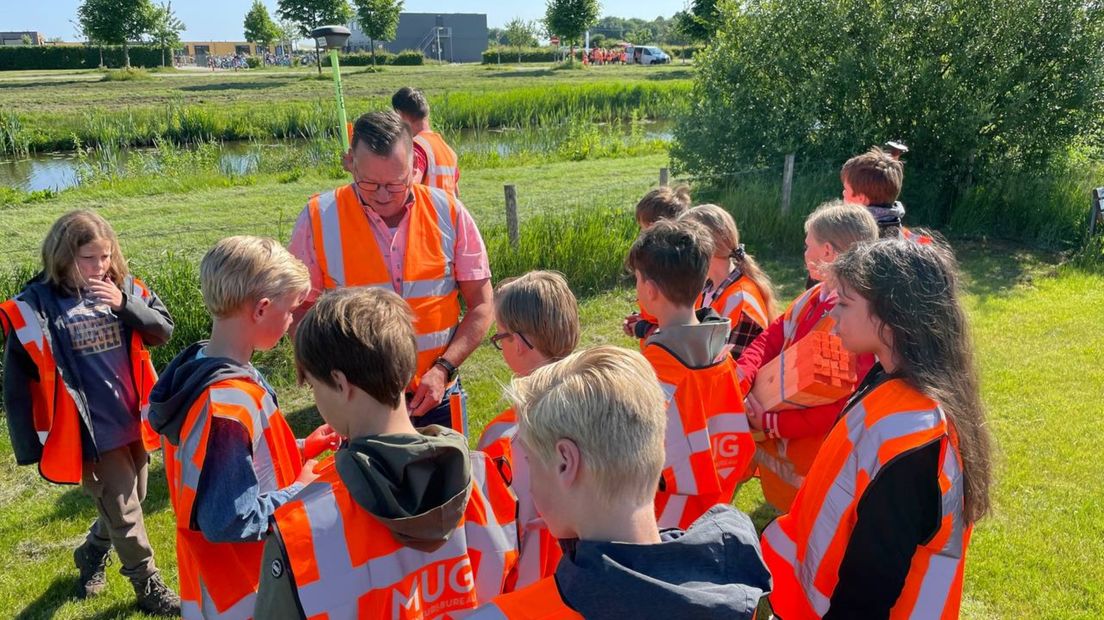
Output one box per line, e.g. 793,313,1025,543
323,49,422,65
673,0,719,43
277,0,353,72
544,0,601,49
148,1,185,67
0,45,164,70
243,0,281,54
391,49,424,65
504,18,539,57
245,56,263,69
100,67,153,81
674,0,1104,230
352,0,403,65
482,46,581,64
78,0,156,67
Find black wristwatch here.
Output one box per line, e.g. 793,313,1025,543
433,357,459,382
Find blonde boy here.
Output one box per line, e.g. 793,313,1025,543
149,236,336,619
628,220,755,529
469,346,770,619
478,271,580,590
254,287,518,618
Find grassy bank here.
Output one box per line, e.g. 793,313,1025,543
0,65,690,155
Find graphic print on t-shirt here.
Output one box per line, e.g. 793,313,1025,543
65,299,123,355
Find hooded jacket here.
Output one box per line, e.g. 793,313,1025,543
254,427,519,619
470,504,772,619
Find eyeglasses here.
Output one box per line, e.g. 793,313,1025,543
491,331,534,351
353,178,410,194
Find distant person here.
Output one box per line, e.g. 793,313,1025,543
392,86,461,195
1,210,180,615
289,111,493,433
763,238,992,619
468,346,772,619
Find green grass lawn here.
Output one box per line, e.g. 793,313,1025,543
0,63,692,115
0,234,1100,617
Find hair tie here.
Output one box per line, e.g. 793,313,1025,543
731,244,746,260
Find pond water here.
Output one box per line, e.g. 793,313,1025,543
0,121,673,193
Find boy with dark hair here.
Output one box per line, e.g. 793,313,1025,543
623,185,693,343
392,86,460,194
627,220,755,529
254,287,518,618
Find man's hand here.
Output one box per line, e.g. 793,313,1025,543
745,393,766,432
87,278,124,311
623,312,641,337
302,424,340,460
409,364,448,417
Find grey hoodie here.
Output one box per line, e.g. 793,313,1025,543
555,505,772,619
253,426,475,618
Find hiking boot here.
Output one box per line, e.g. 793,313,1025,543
73,541,110,598
131,573,181,617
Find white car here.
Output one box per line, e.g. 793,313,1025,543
629,45,670,65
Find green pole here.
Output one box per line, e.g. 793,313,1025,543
329,48,349,152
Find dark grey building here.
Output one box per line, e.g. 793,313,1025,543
346,13,487,63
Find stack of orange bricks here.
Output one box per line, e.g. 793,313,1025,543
751,331,858,411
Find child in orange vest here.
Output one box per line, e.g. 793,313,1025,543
149,236,337,619
254,287,518,618
623,185,692,343
468,346,771,619
738,201,879,513
628,220,755,529
680,203,779,358
1,210,179,614
478,271,580,591
762,237,991,619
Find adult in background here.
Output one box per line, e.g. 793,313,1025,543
392,86,461,195
288,111,493,433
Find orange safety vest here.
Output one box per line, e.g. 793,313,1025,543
162,378,303,619
644,344,754,529
273,450,520,619
761,378,970,619
750,283,846,512
902,226,935,245
466,576,582,619
698,273,771,333
0,278,161,485
477,409,562,592
308,183,461,391
414,130,459,196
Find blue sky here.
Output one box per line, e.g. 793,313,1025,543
5,1,685,41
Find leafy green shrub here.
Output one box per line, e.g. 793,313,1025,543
0,45,163,70
246,56,262,69
100,68,152,82
482,46,582,64
391,50,425,66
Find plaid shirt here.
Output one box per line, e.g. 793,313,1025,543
727,313,764,359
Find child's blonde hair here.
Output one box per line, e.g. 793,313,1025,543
41,210,128,292
509,345,667,505
635,185,691,227
804,200,879,252
200,236,310,318
495,271,580,360
680,204,779,319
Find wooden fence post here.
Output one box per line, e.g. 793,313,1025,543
659,167,669,187
780,153,795,215
505,184,519,248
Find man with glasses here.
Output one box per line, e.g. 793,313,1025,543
288,111,493,433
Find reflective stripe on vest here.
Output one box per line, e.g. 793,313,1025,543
275,450,519,619
476,409,561,592
781,282,826,345
902,227,935,245
645,345,754,530
163,378,302,618
307,184,461,388
467,576,583,619
707,274,770,331
415,131,459,195
761,379,969,619
0,277,160,484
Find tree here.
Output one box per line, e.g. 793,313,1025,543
244,0,281,65
149,2,185,67
488,27,506,46
672,0,1104,226
78,0,155,68
277,18,300,55
674,0,719,43
277,0,353,74
544,0,600,64
625,27,653,45
20,34,33,46
503,17,536,62
351,0,403,66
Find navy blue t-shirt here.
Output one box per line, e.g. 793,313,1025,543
56,293,140,453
